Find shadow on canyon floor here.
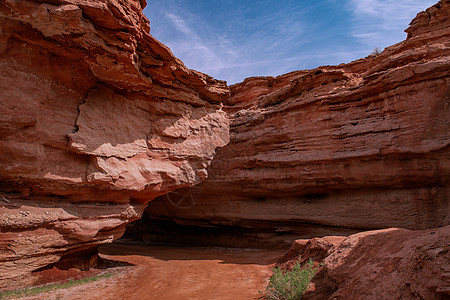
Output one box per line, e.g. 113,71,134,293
16,241,285,300
30,256,135,288
99,240,285,266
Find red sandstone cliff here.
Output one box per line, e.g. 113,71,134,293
144,0,450,237
1,0,450,295
0,0,229,289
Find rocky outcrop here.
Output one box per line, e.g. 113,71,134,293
140,0,450,240
0,0,229,289
277,225,450,299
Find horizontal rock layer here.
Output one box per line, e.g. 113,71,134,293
141,0,449,237
0,0,229,289
1,0,450,293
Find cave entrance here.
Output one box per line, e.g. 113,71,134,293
121,186,358,250
122,186,292,249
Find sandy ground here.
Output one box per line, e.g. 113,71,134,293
16,241,285,300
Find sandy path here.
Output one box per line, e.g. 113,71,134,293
19,242,285,300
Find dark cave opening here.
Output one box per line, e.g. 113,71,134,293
121,187,359,250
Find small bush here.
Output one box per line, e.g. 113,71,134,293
370,47,382,56
261,258,319,300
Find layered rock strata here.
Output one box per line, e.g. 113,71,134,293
1,0,450,292
140,1,449,241
277,225,450,299
0,0,229,289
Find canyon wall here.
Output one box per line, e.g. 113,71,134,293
0,0,229,289
1,0,449,293
136,0,450,245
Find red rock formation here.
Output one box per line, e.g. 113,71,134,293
277,226,450,299
143,0,449,237
1,0,449,293
0,0,229,289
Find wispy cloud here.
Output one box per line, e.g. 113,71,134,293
145,1,433,84
146,1,309,84
159,11,234,77
347,0,432,48
165,13,194,36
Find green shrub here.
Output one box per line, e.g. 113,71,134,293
261,258,319,300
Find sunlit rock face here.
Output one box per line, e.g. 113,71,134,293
0,0,229,289
140,0,449,242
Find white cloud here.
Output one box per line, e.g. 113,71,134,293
348,0,432,47
160,12,232,76
146,1,434,84
165,13,194,36
153,5,307,84
350,0,431,18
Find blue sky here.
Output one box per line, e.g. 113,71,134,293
143,0,433,84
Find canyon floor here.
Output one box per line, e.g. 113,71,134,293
12,241,285,300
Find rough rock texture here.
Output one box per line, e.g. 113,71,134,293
277,226,450,300
141,0,450,238
2,0,450,293
0,0,229,289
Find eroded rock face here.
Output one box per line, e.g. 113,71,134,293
277,226,450,299
0,0,229,289
1,0,450,293
143,0,450,238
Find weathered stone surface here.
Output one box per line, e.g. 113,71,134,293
277,226,450,300
143,0,449,236
0,0,229,289
1,0,450,293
